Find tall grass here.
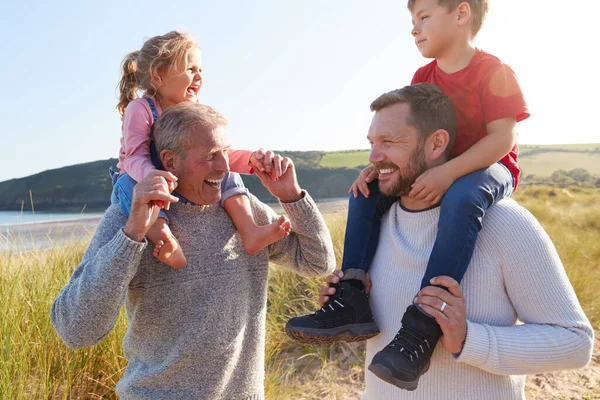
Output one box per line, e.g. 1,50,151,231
1,187,598,399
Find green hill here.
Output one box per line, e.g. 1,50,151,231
0,145,598,211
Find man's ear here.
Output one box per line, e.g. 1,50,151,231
456,1,472,27
160,149,178,173
427,129,450,160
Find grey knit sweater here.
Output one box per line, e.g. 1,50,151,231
51,191,335,400
363,199,594,400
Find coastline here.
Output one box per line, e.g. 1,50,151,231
0,198,349,252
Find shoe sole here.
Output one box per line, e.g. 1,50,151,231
367,360,430,392
285,322,380,344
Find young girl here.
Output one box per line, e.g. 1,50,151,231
111,30,290,269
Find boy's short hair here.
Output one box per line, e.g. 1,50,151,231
370,83,457,157
408,0,489,36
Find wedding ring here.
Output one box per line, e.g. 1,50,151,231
440,301,447,312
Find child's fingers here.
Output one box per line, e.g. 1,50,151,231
414,187,432,200
424,191,439,203
409,182,426,198
366,168,379,182
358,179,370,197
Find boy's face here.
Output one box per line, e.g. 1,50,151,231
410,0,458,59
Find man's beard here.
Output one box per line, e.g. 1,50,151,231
376,146,428,197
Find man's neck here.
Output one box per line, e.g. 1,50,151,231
436,42,476,74
399,195,439,212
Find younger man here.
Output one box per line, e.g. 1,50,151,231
286,0,529,391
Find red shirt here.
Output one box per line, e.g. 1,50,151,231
411,49,529,187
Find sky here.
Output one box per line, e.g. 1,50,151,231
1,0,598,182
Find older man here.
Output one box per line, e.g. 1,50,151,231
51,102,336,399
290,83,593,399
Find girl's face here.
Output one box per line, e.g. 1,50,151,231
156,47,203,109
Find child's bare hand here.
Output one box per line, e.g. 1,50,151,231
349,165,379,198
409,165,455,204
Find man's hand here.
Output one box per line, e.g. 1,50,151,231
318,270,372,306
409,164,455,204
123,170,180,242
349,165,379,198
414,276,467,355
254,155,302,203
250,148,286,180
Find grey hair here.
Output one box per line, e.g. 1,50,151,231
154,102,228,156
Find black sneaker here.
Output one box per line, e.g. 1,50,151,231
368,304,442,391
285,280,380,344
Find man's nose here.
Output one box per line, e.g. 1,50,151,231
214,150,229,172
369,145,384,164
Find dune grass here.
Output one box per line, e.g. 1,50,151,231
0,187,598,399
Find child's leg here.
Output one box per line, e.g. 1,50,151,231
221,172,291,255
341,180,397,285
146,216,187,269
419,162,514,290
367,162,514,390
111,172,136,215
284,180,396,345
111,172,186,269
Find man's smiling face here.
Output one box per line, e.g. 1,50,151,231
173,125,230,206
367,102,428,197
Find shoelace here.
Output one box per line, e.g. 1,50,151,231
315,287,345,314
389,325,431,362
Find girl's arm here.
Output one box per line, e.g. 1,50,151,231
121,100,157,182
228,149,254,175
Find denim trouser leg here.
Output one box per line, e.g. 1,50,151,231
341,180,397,272
108,169,168,221
219,172,248,208
419,162,514,289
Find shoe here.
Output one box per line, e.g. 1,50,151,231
285,280,380,344
368,304,442,391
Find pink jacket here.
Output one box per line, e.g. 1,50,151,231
117,97,252,182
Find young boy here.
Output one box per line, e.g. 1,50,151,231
286,0,529,390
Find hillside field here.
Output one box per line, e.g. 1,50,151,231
320,144,600,177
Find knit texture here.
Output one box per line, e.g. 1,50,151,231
51,192,335,400
363,199,594,400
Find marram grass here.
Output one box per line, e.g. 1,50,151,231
1,187,597,399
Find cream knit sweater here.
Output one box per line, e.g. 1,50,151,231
363,199,593,400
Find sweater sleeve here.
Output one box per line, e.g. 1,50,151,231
228,149,253,175
455,202,594,375
50,206,147,349
121,100,157,182
250,192,336,277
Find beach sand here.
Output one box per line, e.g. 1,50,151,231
0,198,349,252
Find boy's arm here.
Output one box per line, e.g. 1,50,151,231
440,116,517,181
121,100,156,182
446,62,528,180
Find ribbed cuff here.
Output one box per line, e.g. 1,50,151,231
115,228,148,260
454,320,490,368
279,190,313,216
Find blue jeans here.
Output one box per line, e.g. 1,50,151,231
109,168,247,216
341,162,514,290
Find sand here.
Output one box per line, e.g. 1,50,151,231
0,198,350,252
